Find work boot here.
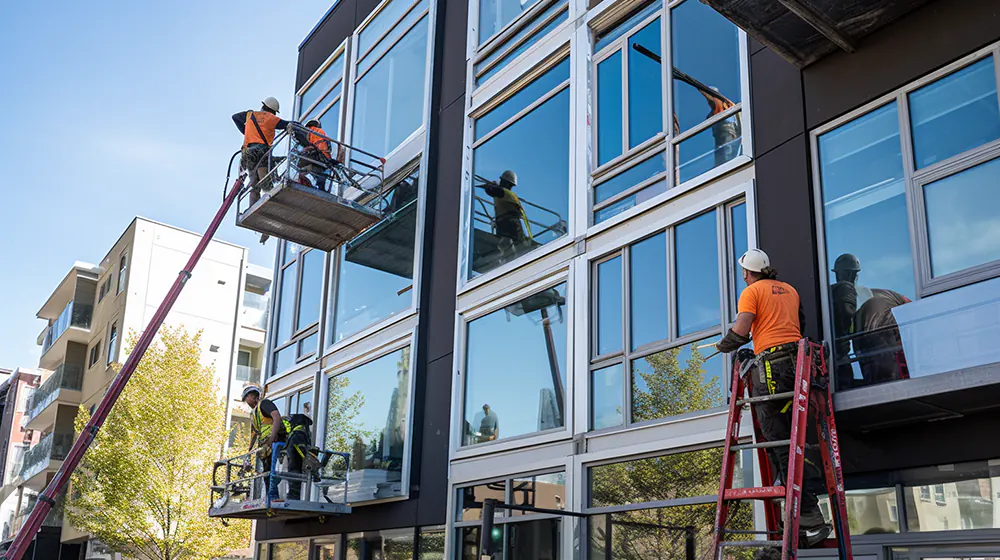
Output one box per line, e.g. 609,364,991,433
799,506,832,547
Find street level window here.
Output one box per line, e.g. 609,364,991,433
589,202,746,429
814,49,1000,391
271,244,323,377
323,346,411,504
270,540,309,560
469,55,571,278
351,0,430,159
462,282,568,446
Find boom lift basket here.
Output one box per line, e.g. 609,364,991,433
235,125,389,253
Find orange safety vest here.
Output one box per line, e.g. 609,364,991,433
307,125,332,159
243,111,281,147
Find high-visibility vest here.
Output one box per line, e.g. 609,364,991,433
244,111,281,147
307,125,332,159
251,403,291,444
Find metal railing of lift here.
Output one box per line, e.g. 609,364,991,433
234,124,388,217
471,175,568,241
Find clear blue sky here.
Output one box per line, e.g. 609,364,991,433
0,1,335,370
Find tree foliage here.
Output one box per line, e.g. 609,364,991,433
67,327,250,560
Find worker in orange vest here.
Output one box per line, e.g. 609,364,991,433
291,118,335,190
232,97,293,196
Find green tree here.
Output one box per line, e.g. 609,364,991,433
66,327,250,560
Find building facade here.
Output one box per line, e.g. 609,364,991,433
0,217,272,559
253,0,1000,558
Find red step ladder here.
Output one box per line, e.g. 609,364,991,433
712,339,853,560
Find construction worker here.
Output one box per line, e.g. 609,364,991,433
232,97,293,197
475,404,499,443
484,170,532,255
284,413,313,501
241,384,290,496
292,118,333,190
715,249,832,547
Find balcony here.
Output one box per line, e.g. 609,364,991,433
38,300,92,367
242,292,269,330
235,365,262,385
23,364,84,431
18,432,74,490
7,491,65,538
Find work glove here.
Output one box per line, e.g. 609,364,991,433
716,328,751,353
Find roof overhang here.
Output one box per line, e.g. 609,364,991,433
36,262,101,320
700,0,933,67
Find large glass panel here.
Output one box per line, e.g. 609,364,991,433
315,543,339,560
352,18,429,157
507,518,560,558
511,472,566,515
295,250,324,331
457,527,504,560
334,167,419,342
676,113,742,183
631,337,724,423
590,447,741,507
904,464,1000,532
359,0,429,76
276,261,298,344
627,18,663,150
591,363,624,430
382,530,416,559
300,55,344,117
676,212,720,335
817,487,900,535
594,181,667,224
924,157,1000,277
346,536,363,560
418,528,446,559
318,99,341,142
271,540,309,560
475,58,571,141
594,1,662,53
476,1,569,86
324,347,411,503
463,284,568,445
274,344,296,375
597,52,623,166
479,0,542,44
470,89,570,277
597,257,623,356
359,0,417,54
671,0,742,134
731,202,748,309
458,482,507,521
595,152,667,205
909,57,1000,169
818,102,914,390
629,233,668,350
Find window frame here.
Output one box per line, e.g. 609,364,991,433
88,341,101,369
810,43,1000,393
106,320,118,366
295,40,349,124
270,244,325,378
116,252,128,295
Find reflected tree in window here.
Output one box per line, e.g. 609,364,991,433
631,342,724,423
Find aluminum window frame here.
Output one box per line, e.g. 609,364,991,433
270,244,326,378
105,319,118,366
810,42,1000,394
116,251,128,295
296,39,350,123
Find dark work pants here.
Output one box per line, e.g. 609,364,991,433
286,431,309,501
748,351,827,520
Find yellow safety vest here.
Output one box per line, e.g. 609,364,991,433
251,403,291,444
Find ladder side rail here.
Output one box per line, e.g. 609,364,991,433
782,339,813,560
4,178,245,560
712,358,750,560
749,399,782,534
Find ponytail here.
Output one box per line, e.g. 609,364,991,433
759,266,779,280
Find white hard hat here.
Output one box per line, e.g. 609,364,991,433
241,384,262,401
738,249,770,273
262,97,280,113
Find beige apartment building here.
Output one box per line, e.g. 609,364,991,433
0,217,271,560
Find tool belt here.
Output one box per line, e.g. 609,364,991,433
741,342,799,397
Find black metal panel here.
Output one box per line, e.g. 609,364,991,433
297,0,358,91
749,46,805,158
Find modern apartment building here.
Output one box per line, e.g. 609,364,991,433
0,369,40,546
248,0,1000,558
0,217,272,559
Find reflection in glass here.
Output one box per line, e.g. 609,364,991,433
333,167,419,342
476,58,570,141
676,113,742,183
597,52,623,166
381,530,416,559
924,157,1000,277
346,536,363,560
676,211,720,335
276,261,298,344
271,540,309,560
358,0,429,77
419,527,446,559
315,543,338,560
352,18,429,157
594,180,667,224
595,1,662,52
904,474,1000,532
731,203,748,309
476,1,568,86
471,88,570,277
318,99,341,142
298,331,318,357
595,152,667,205
511,472,566,515
628,18,663,150
300,55,344,117
597,257,623,356
508,517,560,558
631,338,724,423
274,343,296,375
588,504,752,560
817,487,900,535
458,527,504,560
463,284,568,445
479,0,542,44
458,482,506,521
908,57,1000,169
296,249,324,330
629,233,668,350
324,347,410,503
591,364,624,430
819,102,914,390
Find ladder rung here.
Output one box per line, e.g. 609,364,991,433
735,391,795,406
724,486,786,500
721,540,783,548
732,439,791,452
723,529,781,535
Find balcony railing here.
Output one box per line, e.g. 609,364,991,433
41,300,93,354
24,363,84,422
19,432,74,483
236,365,262,385
10,491,65,534
242,292,270,331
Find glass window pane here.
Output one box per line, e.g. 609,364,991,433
628,18,663,149
631,337,724,423
383,529,416,558
334,167,419,341
590,447,733,507
817,487,900,535
591,363,624,430
475,58,571,141
457,527,504,560
359,0,417,54
276,261,298,344
418,527,446,559
904,476,999,531
595,152,666,204
296,250,324,330
596,256,623,356
629,233,668,349
463,284,568,444
271,396,289,416
298,331,318,358
274,344,296,375
671,0,742,134
352,17,429,157
731,203,748,310
676,113,742,183
676,212,720,336
283,241,301,267
597,52,623,166
346,536,363,560
271,541,309,560
318,99,341,142
479,0,542,44
507,518,560,558
457,482,507,521
315,543,338,560
909,57,1000,169
818,102,914,391
588,504,752,559
594,181,667,224
296,388,313,417
324,347,410,503
594,0,662,53
511,472,566,515
924,157,1000,277
470,89,571,277
359,0,430,77
300,55,344,118
476,1,569,86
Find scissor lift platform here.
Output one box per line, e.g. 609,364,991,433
345,198,418,278
209,497,351,520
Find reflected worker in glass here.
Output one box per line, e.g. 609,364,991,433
830,253,911,388
472,404,500,444
484,170,533,260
